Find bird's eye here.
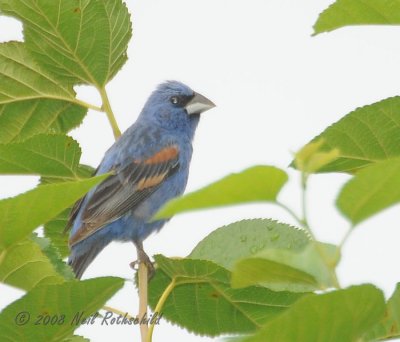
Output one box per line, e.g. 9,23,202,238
170,96,179,105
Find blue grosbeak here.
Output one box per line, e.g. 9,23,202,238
66,81,215,278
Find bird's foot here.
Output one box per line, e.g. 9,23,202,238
130,245,155,279
130,259,155,280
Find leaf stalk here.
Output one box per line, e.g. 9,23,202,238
98,86,122,139
147,278,177,342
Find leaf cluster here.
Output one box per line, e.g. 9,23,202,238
0,0,131,340
1,1,400,342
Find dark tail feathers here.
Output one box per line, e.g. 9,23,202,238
68,243,105,279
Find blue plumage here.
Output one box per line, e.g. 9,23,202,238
67,81,215,278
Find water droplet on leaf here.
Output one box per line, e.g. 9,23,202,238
250,246,258,254
270,234,280,242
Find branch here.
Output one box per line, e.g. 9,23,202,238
139,263,149,342
102,305,134,320
98,86,122,139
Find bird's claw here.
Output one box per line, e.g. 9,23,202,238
131,241,156,279
130,256,155,280
129,260,140,270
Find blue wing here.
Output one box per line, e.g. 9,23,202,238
67,145,180,246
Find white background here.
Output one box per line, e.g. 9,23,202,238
1,0,400,341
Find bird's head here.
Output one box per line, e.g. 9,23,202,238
140,81,215,136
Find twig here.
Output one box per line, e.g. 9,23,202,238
98,86,122,139
102,305,135,320
138,263,149,342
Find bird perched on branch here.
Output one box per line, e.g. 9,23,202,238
66,81,215,279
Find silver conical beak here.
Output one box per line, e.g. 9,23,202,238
185,92,216,115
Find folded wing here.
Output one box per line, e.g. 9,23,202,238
67,145,180,246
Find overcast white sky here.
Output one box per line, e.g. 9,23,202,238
1,0,400,341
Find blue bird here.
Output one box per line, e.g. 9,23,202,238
66,81,215,279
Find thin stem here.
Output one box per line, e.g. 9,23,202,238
276,202,303,227
332,226,354,273
147,278,177,342
339,226,354,250
98,86,121,139
139,263,149,342
73,98,103,112
102,306,134,320
300,174,313,236
300,172,341,289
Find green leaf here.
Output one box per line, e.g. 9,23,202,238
364,283,400,341
149,255,306,337
31,234,74,281
42,166,96,257
232,258,317,292
155,166,288,219
0,135,81,178
232,243,339,292
243,285,385,342
63,336,90,342
0,100,86,144
0,277,124,342
41,164,96,185
0,250,5,266
337,158,400,225
0,239,64,291
0,0,132,86
302,97,400,173
294,139,340,174
189,219,310,271
76,164,96,178
314,0,400,35
0,174,108,251
0,42,75,103
103,0,132,81
43,209,71,259
0,42,86,143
